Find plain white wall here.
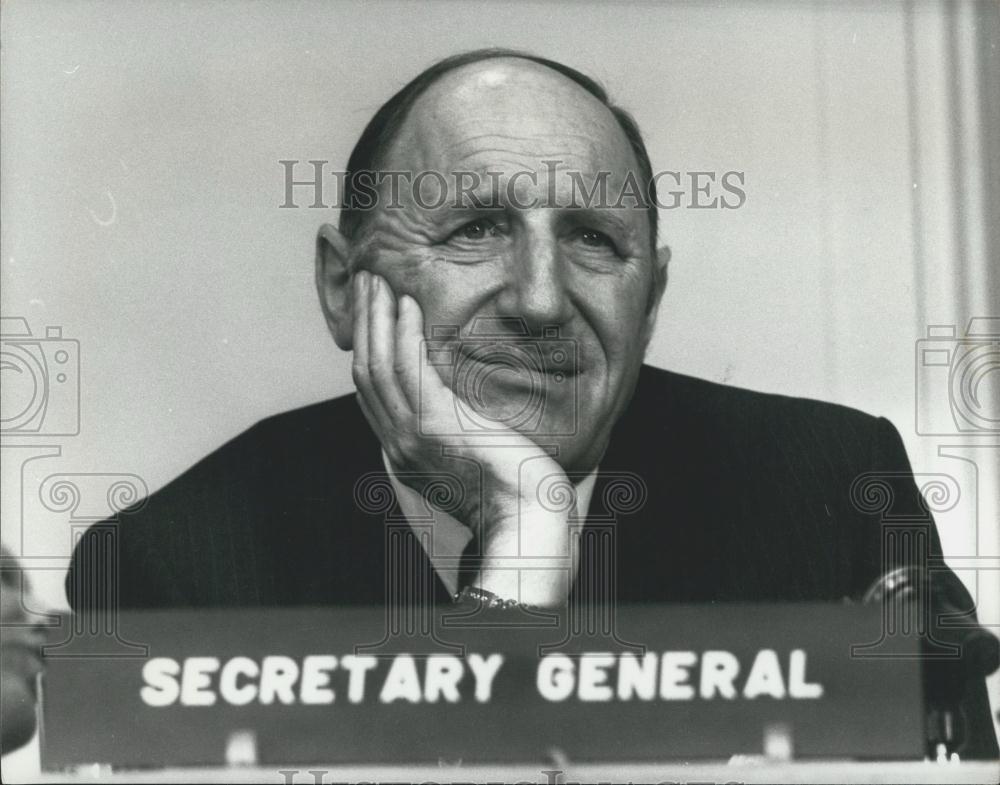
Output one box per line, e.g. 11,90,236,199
2,1,997,755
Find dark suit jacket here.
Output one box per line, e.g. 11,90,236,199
66,364,998,756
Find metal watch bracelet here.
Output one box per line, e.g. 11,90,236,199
452,585,541,611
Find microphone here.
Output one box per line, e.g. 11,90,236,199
863,566,1000,678
864,565,1000,758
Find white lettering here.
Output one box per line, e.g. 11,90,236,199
617,653,657,701
788,649,823,698
467,653,504,703
578,654,615,701
137,648,821,708
140,657,181,707
424,655,463,703
180,657,219,706
380,655,422,704
742,649,786,699
537,654,575,702
700,650,740,699
660,652,696,700
340,655,378,703
300,655,337,704
219,656,259,706
259,656,299,705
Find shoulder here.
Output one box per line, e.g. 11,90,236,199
67,393,378,608
613,364,893,476
630,363,882,431
607,366,923,603
125,393,382,528
253,392,369,439
159,393,374,493
230,393,369,453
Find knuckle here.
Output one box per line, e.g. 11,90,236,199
384,443,404,469
351,361,369,385
397,433,418,456
369,356,392,381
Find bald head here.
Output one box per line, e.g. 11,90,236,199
339,49,658,251
384,58,636,178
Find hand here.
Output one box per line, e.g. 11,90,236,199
351,271,578,605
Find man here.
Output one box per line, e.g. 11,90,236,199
1,546,47,754
61,49,995,755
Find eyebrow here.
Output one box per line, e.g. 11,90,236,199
563,208,639,244
438,168,644,237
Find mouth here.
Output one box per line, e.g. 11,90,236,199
453,357,579,402
453,343,581,380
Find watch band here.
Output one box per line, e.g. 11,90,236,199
452,584,540,611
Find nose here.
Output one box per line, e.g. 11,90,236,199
495,223,573,331
497,222,572,335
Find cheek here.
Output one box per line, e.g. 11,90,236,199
578,276,650,359
400,262,503,335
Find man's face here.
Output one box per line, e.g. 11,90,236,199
344,60,664,473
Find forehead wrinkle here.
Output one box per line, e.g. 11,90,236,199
448,157,641,201
452,153,587,171
454,143,583,155
445,127,607,151
444,124,613,163
445,137,635,188
429,130,608,173
451,131,602,147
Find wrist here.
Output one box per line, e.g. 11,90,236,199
473,506,576,607
482,505,572,558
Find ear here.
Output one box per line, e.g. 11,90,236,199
315,223,355,350
641,244,671,350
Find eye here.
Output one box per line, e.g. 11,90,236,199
576,228,618,251
451,219,501,242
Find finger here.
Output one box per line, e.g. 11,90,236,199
355,388,382,442
351,271,391,426
394,294,425,410
367,274,412,422
399,295,455,404
356,388,405,472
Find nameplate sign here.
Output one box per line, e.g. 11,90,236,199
40,603,923,768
